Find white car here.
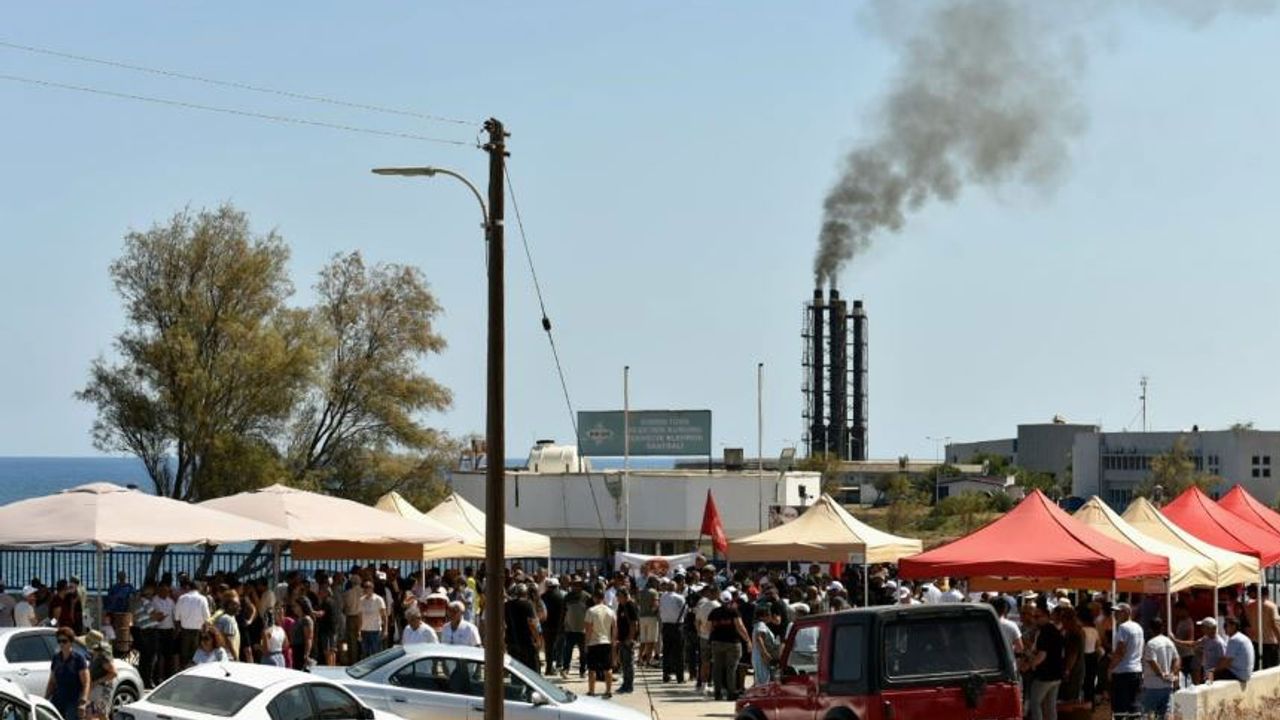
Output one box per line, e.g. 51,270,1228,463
314,645,649,720
116,662,402,720
0,675,65,720
0,628,143,713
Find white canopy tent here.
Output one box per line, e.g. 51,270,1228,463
0,482,296,623
728,493,922,599
377,491,552,560
200,484,463,563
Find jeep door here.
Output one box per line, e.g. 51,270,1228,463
878,613,1020,720
772,623,823,720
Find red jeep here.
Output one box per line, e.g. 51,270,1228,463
735,603,1022,720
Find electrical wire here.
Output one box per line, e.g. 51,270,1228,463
0,73,473,146
0,39,475,126
504,165,612,542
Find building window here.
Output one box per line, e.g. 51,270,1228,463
1252,455,1271,479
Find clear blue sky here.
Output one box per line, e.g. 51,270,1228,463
2,3,1279,462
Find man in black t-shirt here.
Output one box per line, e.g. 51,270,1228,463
541,578,565,675
1027,607,1064,720
708,593,749,701
504,584,541,673
615,587,639,694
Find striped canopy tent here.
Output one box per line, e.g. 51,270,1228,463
376,491,551,560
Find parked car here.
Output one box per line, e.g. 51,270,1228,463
116,662,401,720
0,675,65,720
0,628,142,714
735,603,1022,720
314,645,650,720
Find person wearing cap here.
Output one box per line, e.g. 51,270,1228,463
541,577,564,675
707,590,749,701
1108,602,1145,716
84,629,117,720
1175,616,1225,685
1211,615,1254,684
14,586,37,628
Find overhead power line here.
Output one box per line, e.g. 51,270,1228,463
0,73,474,146
0,39,475,127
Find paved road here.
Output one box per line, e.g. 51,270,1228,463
552,661,743,720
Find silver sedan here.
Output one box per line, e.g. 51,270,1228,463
314,645,649,720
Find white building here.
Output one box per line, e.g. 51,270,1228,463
1071,428,1280,508
448,444,822,558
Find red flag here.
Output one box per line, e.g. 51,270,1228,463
701,489,729,555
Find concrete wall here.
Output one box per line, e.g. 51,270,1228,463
1016,423,1097,479
448,469,822,551
946,438,1016,465
1173,666,1280,718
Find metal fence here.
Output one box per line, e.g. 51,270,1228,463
0,547,608,592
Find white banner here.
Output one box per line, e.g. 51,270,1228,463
613,551,700,579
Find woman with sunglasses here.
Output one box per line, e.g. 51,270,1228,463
45,627,89,720
191,624,231,665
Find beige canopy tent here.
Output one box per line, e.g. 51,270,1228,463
728,493,922,598
1121,496,1260,586
376,491,552,560
0,482,296,622
200,484,462,561
1074,496,1214,593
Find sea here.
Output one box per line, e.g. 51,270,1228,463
0,455,674,505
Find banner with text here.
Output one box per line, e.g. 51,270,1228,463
577,410,712,456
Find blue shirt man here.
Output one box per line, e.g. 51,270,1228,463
1217,617,1254,684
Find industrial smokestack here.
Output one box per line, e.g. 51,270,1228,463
808,288,826,456
851,300,868,461
827,288,848,459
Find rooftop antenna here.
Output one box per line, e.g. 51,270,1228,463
1140,376,1149,432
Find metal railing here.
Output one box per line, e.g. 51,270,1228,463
0,547,608,592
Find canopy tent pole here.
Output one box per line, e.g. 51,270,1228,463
1261,571,1266,671
863,561,869,607
96,546,105,630
273,541,281,587
1111,580,1117,602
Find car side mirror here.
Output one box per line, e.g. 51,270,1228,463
530,692,549,707
780,665,798,679
359,705,375,720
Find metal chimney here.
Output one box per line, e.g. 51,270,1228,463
827,288,849,459
808,288,826,456
851,300,868,461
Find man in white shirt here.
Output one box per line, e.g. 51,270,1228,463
991,598,1024,656
938,579,965,603
400,611,438,645
585,589,617,698
694,585,720,694
1109,602,1145,717
1141,617,1180,719
12,586,37,628
441,601,481,646
358,580,388,659
920,580,942,605
173,580,210,667
658,579,688,683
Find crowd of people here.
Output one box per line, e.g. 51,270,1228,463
3,558,1279,718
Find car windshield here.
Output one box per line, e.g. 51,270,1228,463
347,646,407,679
506,657,573,703
148,676,261,717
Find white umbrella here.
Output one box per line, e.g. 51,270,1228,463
0,482,297,625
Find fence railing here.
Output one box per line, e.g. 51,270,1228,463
0,547,608,593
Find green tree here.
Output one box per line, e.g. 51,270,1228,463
798,452,843,497
1136,437,1221,500
78,205,312,500
884,474,926,533
286,251,452,497
936,492,991,533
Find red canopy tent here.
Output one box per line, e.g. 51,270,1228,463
1162,487,1280,567
898,490,1169,587
1219,485,1280,538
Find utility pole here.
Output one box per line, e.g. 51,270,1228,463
624,365,630,552
757,362,764,531
482,117,507,720
1140,376,1149,432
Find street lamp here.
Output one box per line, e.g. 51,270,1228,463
372,119,508,720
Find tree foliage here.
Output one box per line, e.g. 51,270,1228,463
1136,436,1222,501
883,474,926,533
798,452,844,497
78,206,312,500
79,205,455,505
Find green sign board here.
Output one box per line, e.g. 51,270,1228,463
577,410,712,457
